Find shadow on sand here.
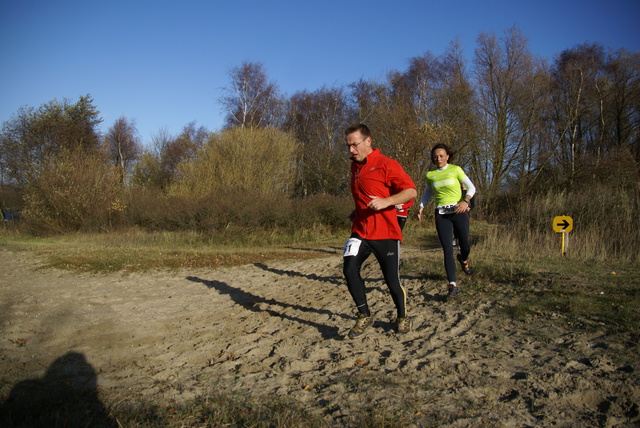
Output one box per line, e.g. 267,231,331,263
187,276,344,339
0,351,116,427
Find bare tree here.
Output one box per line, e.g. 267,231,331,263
368,71,429,182
103,116,141,184
437,40,478,162
472,26,544,203
396,42,478,176
603,49,640,158
284,86,350,196
161,122,207,183
550,43,607,183
131,123,208,190
219,62,284,129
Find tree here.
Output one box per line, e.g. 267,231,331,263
369,70,430,182
219,62,283,129
472,26,545,204
550,43,607,184
102,116,141,184
0,95,102,186
436,40,478,165
131,123,208,191
603,49,640,159
347,77,428,182
131,127,172,190
165,122,209,181
389,43,477,182
284,86,350,196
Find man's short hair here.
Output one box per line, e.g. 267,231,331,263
345,124,371,138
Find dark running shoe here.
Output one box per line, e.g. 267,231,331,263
447,284,462,298
457,254,472,275
395,317,412,334
348,313,374,339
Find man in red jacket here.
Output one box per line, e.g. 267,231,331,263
343,124,417,338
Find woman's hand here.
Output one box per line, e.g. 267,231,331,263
455,200,470,214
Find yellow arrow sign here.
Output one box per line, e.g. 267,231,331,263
553,216,573,233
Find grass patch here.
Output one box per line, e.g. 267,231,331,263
0,228,346,273
400,244,639,336
1,224,638,427
107,392,326,428
399,218,639,336
1,385,327,428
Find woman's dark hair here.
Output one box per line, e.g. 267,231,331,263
431,143,455,164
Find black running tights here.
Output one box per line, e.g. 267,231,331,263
435,211,470,283
343,234,406,318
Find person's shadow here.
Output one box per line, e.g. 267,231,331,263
0,351,116,427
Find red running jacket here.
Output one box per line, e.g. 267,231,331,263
350,148,416,241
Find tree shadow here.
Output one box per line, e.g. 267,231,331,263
0,351,116,427
187,276,343,339
253,262,343,285
284,246,340,255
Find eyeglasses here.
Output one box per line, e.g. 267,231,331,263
345,138,368,149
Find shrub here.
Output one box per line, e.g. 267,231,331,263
171,127,297,198
21,149,123,234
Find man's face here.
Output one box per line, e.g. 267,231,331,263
345,132,372,163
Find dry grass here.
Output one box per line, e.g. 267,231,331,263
0,228,346,273
1,217,638,427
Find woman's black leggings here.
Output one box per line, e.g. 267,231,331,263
343,234,406,318
435,211,470,283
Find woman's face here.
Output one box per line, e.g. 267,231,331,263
433,148,449,168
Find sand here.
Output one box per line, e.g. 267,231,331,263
1,248,638,427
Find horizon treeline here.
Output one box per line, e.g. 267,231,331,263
0,26,638,260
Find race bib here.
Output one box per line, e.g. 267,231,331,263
343,237,362,257
438,204,457,215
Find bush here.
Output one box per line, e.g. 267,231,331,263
21,149,123,234
171,127,297,198
293,193,353,230
124,186,352,236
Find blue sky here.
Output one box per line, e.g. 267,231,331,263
1,0,639,145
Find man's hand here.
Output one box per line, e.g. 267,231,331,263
367,196,391,211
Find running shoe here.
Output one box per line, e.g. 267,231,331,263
447,284,462,298
348,313,374,339
395,317,412,334
457,254,472,275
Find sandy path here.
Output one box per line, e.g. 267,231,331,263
1,248,638,427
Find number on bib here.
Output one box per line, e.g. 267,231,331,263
438,204,457,215
343,238,362,257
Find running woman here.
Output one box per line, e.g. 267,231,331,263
343,124,417,338
418,144,476,298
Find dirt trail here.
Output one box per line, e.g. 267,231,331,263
1,248,638,426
